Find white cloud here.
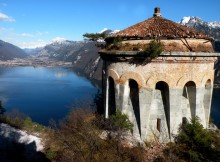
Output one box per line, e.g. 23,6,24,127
0,12,15,22
19,33,34,37
19,40,49,49
36,31,49,36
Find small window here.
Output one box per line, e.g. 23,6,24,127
157,118,161,132
182,117,187,127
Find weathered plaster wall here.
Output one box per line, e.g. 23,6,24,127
102,54,216,142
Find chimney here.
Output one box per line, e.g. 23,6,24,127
153,7,161,17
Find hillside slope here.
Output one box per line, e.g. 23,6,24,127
0,40,27,60
71,41,102,86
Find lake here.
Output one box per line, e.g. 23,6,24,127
0,66,98,125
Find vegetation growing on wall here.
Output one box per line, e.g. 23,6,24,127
141,39,163,59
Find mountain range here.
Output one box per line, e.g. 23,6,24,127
180,16,220,51
180,16,220,40
1,18,220,84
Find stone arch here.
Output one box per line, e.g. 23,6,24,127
108,69,120,83
146,73,175,89
155,81,170,136
183,81,196,118
177,74,201,89
203,79,212,125
201,74,213,87
108,76,116,116
120,71,145,87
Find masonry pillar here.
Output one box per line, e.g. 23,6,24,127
169,88,183,136
139,88,154,139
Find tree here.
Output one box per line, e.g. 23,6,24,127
83,33,106,41
166,116,220,162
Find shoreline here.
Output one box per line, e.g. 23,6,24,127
0,57,72,68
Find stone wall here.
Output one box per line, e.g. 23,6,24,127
101,52,217,142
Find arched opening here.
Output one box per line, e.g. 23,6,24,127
203,79,212,124
183,81,196,118
129,79,141,135
108,77,116,116
156,81,170,134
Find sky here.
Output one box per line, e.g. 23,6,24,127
0,0,220,49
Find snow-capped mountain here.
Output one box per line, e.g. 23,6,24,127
180,16,220,40
96,28,120,43
98,28,120,36
25,40,86,60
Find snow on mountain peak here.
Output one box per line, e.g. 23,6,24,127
52,37,67,43
208,21,220,28
98,28,120,37
98,28,109,34
180,16,201,25
180,16,191,25
180,16,220,30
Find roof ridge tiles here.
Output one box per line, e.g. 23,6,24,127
110,11,211,40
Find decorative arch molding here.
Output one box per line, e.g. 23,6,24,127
120,71,145,87
146,73,175,89
201,74,213,88
108,69,120,83
176,74,201,88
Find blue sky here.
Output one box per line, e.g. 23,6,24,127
0,0,220,48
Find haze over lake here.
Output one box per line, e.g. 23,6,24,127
0,66,97,125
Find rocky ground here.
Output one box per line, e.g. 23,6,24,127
0,123,49,162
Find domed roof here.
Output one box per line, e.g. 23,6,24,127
109,8,212,40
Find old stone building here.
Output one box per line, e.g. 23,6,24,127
99,8,220,142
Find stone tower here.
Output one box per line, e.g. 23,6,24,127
99,8,220,142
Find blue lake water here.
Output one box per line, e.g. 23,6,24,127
0,66,98,125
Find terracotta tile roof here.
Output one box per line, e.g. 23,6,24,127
110,14,212,40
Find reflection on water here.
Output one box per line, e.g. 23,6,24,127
0,66,97,125
54,71,67,78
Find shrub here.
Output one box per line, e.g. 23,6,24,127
164,116,220,162
105,37,123,49
93,111,133,133
142,39,163,58
46,109,143,162
109,110,133,132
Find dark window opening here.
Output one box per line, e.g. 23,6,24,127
129,79,141,136
108,77,116,116
157,118,161,132
156,81,170,136
182,117,187,128
183,81,196,118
